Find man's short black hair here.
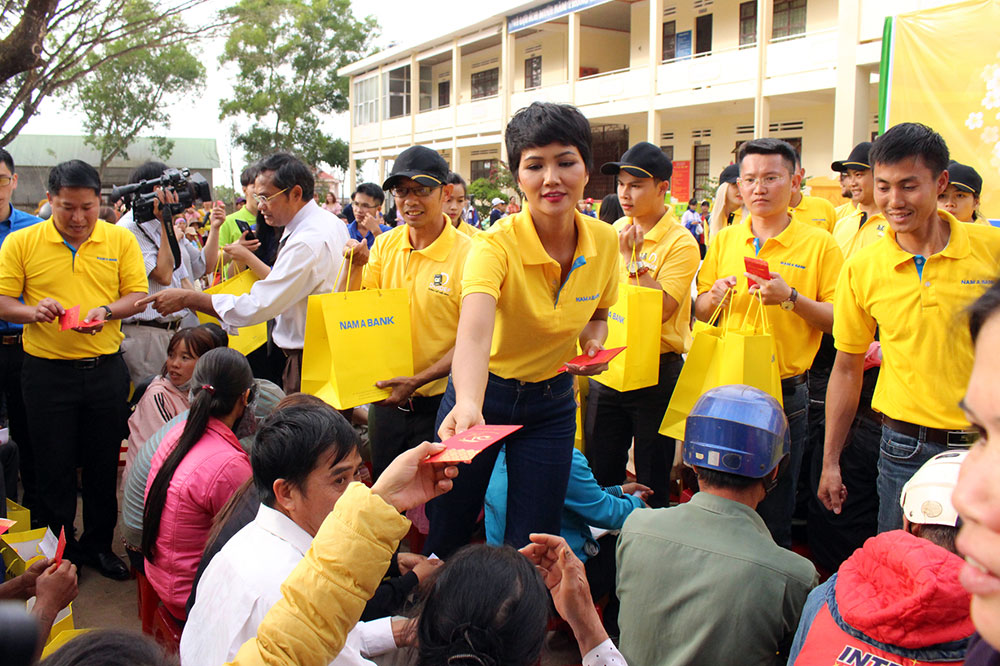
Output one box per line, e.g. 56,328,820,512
446,171,467,190
353,182,384,205
258,152,314,202
48,160,101,196
128,161,168,185
737,138,798,175
0,148,13,172
251,403,359,508
505,102,593,175
240,164,260,188
870,122,950,177
695,467,763,491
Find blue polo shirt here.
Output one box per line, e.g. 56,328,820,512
347,220,391,248
0,204,42,335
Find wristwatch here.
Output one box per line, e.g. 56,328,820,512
780,288,798,311
626,259,650,278
101,305,113,320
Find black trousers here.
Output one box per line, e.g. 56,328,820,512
368,394,443,479
585,353,684,508
22,353,130,552
0,342,33,510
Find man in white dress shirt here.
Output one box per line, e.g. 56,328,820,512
138,152,349,392
180,401,409,666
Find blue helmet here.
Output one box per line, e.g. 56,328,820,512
682,385,789,479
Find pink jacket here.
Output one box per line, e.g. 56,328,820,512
144,416,251,620
123,376,189,490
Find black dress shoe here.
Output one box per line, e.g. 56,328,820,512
90,550,131,581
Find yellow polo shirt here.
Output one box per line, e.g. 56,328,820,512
697,217,843,379
832,208,887,261
463,209,619,382
0,219,147,360
455,220,480,237
833,211,1000,429
362,219,471,397
835,201,855,220
613,212,700,354
790,195,837,233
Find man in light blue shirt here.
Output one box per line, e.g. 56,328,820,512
0,148,41,517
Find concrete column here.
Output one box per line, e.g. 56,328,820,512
378,155,385,186
832,0,868,159
752,0,773,137
347,75,357,193
452,39,461,137
410,53,418,144
501,21,513,163
568,11,581,104
647,0,664,142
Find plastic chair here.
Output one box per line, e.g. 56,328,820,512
134,570,158,635
152,605,182,654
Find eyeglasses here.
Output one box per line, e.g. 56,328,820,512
738,175,785,189
253,187,289,206
391,185,438,198
0,176,12,187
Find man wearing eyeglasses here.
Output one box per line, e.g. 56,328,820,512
338,146,471,479
0,148,41,519
695,138,844,549
348,183,390,248
138,152,349,393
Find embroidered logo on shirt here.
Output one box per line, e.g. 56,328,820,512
429,272,452,295
576,293,600,303
779,260,806,270
95,256,118,262
962,279,995,286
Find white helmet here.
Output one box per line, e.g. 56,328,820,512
900,450,967,526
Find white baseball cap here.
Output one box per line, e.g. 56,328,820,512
900,450,967,526
491,197,504,206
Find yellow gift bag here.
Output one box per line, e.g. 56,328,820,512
592,282,663,392
2,526,55,580
302,260,413,409
6,498,30,533
659,292,782,440
196,262,268,356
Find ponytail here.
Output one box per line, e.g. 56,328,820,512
142,347,253,560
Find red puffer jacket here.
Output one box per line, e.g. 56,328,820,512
792,530,974,665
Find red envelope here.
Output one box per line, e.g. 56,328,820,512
744,257,771,282
424,425,523,464
558,346,626,372
0,518,15,537
59,305,80,330
58,305,104,331
54,526,66,564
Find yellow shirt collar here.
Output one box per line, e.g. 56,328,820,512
883,209,970,266
512,209,598,265
401,214,456,262
41,217,108,245
737,214,800,249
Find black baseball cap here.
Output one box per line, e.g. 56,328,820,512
831,142,872,173
719,164,739,185
947,161,983,196
601,142,673,181
382,146,450,190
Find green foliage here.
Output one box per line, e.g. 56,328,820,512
466,160,517,216
68,1,205,174
213,184,237,206
218,0,377,170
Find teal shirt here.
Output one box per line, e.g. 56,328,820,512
616,492,817,666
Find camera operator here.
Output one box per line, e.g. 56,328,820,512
117,161,223,382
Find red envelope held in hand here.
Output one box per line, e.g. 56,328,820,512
558,346,626,373
59,305,104,331
54,526,66,564
424,425,523,464
744,257,771,282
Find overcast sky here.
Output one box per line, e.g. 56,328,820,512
21,0,524,193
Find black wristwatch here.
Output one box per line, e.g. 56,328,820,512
101,305,113,320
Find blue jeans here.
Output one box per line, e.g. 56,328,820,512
756,380,808,549
424,372,577,558
876,425,948,532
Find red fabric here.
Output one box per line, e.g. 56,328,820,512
835,530,973,649
795,605,963,666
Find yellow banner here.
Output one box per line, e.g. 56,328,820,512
886,0,1000,221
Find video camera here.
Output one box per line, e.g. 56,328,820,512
110,168,212,225
111,168,211,270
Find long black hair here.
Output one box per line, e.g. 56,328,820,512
416,544,549,666
142,347,253,560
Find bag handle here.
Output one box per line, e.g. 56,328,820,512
629,228,640,287
707,286,733,327
740,289,770,334
334,247,355,296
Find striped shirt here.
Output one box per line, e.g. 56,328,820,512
119,210,191,323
